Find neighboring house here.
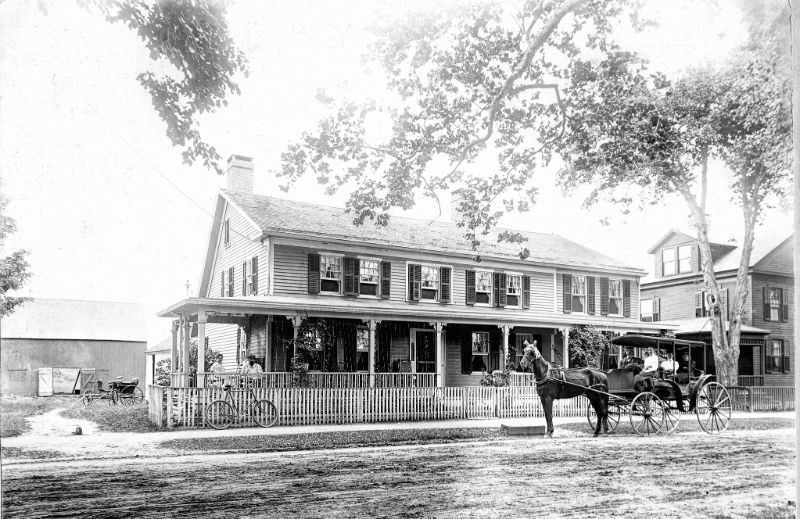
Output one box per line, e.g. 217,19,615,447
0,298,147,395
145,336,171,386
640,229,793,386
158,155,670,388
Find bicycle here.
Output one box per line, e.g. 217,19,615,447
205,384,278,430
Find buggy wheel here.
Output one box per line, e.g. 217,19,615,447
253,400,278,428
695,381,731,434
586,402,621,433
661,402,681,434
206,400,235,430
630,392,664,436
129,387,144,405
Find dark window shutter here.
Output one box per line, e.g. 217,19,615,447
562,274,572,313
783,350,790,374
353,259,360,295
764,343,772,374
380,261,391,299
522,275,531,309
695,292,703,318
599,277,609,316
653,297,661,322
622,279,631,318
308,254,320,294
228,267,234,297
408,264,421,301
461,329,472,374
439,267,451,303
781,288,788,322
763,287,770,321
242,261,247,296
252,256,258,295
344,257,357,296
499,273,507,307
587,277,596,315
414,264,422,300
220,270,225,297
466,270,476,305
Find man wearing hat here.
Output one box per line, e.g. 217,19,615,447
240,354,263,376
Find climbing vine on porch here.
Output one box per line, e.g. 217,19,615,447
287,318,335,387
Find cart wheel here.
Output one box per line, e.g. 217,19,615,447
661,401,681,434
695,381,732,434
253,400,278,428
109,390,119,406
586,402,621,433
630,392,665,436
130,387,144,405
206,400,235,430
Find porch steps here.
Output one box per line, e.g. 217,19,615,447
501,423,546,435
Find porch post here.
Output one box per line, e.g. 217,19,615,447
368,319,379,388
433,322,445,388
182,316,191,386
197,310,207,388
560,327,570,369
265,316,273,372
170,319,178,378
499,325,512,371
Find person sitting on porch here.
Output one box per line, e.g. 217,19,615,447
240,354,263,376
208,354,226,386
642,348,660,373
210,354,225,374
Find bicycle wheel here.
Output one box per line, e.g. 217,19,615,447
253,400,278,428
206,400,235,430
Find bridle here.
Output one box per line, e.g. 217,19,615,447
522,345,551,385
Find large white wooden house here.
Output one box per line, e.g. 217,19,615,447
158,155,669,389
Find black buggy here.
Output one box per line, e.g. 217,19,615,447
586,335,732,436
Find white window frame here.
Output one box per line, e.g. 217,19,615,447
768,288,781,321
247,257,257,295
471,331,490,374
506,273,523,309
358,258,381,298
662,247,676,276
677,244,692,273
420,265,440,302
608,278,622,316
475,270,493,306
640,298,654,322
571,275,587,314
319,253,343,295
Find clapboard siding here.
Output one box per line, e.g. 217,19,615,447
205,324,239,369
756,238,793,274
752,273,794,386
642,276,745,323
207,202,267,298
273,245,309,295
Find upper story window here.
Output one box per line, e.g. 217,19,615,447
640,299,653,322
768,287,781,321
226,266,234,297
662,248,676,276
506,275,522,308
359,259,380,297
678,245,692,273
320,255,343,294
223,218,230,247
408,264,451,303
571,275,587,313
220,269,226,297
247,256,259,295
608,279,622,315
475,271,492,305
420,266,439,301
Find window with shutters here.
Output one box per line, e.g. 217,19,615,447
765,339,785,374
227,266,234,297
662,247,676,276
571,275,587,313
247,256,258,295
506,274,522,308
640,299,654,322
695,291,710,317
420,266,439,301
359,259,380,297
677,245,692,273
768,288,781,321
608,279,622,316
320,254,343,294
471,331,490,373
475,271,493,305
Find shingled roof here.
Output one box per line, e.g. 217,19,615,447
222,190,642,273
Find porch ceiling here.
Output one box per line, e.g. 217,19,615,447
158,296,677,333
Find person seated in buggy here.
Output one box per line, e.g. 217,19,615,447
642,348,660,373
660,352,679,376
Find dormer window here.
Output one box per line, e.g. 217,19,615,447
663,244,692,276
662,248,676,276
678,245,692,273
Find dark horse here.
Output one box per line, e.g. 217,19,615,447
519,341,610,437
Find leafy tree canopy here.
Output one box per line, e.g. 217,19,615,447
0,191,31,317
277,0,642,257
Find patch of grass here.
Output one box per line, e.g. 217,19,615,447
0,396,77,438
60,404,161,433
161,427,505,453
0,446,63,459
559,415,795,436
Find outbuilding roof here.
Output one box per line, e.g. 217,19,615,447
222,190,643,274
1,298,146,342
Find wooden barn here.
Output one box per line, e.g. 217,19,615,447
1,298,146,396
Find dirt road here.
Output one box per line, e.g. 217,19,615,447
2,427,794,518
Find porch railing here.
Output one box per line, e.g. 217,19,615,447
192,372,437,389
508,373,537,386
737,376,764,387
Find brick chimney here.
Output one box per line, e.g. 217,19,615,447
226,155,254,193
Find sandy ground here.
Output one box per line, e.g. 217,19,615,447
1,410,796,518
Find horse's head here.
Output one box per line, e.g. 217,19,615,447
519,340,541,371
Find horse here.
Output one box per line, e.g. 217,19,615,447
519,341,610,437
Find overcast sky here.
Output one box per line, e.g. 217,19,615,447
0,1,792,344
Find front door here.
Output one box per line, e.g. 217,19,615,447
411,330,436,373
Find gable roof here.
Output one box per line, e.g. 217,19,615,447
220,190,644,274
713,231,792,273
1,298,146,342
646,229,696,254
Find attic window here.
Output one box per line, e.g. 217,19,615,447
662,248,676,276
678,245,692,273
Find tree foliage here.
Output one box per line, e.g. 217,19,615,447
277,0,639,257
154,338,219,385
0,192,31,317
568,325,608,368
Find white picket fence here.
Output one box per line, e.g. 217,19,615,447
146,384,795,429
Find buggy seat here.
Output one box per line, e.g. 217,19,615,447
606,369,636,392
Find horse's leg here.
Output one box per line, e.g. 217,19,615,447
587,394,603,437
543,393,554,437
601,394,610,433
